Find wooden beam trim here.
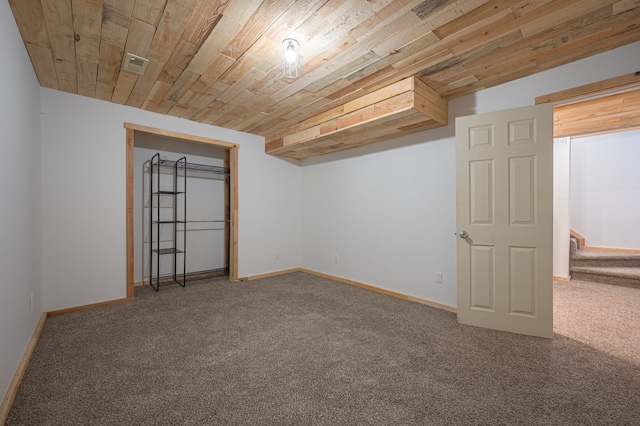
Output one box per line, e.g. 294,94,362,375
278,92,415,148
582,246,640,254
229,146,239,282
265,76,449,158
126,128,134,298
570,229,586,248
123,122,239,148
413,91,448,125
268,77,416,142
554,275,571,282
536,71,640,105
552,87,640,138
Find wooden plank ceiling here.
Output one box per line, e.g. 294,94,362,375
9,0,640,157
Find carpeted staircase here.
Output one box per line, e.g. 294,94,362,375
570,237,640,288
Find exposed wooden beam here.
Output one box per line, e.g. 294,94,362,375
265,77,447,159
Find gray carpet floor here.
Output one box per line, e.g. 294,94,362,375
7,272,640,425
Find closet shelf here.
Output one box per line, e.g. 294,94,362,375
154,190,184,195
153,248,184,255
155,159,230,175
153,220,187,224
152,220,228,224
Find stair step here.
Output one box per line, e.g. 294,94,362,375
571,249,640,260
571,249,640,267
570,266,640,289
570,236,582,251
571,258,640,267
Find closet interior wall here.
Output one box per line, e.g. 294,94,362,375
133,133,228,287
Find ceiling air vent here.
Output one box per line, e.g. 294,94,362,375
123,53,149,75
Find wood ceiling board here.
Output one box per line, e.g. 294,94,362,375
96,42,123,95
132,0,167,27
23,43,59,90
181,1,226,46
221,0,296,60
127,58,164,107
187,16,240,75
100,0,134,48
146,1,196,63
73,0,103,97
41,0,75,93
265,76,447,159
8,0,640,154
614,0,640,15
112,70,138,104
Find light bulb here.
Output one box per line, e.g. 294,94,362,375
281,39,300,78
284,47,297,63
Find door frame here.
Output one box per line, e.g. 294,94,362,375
538,72,640,279
124,122,239,298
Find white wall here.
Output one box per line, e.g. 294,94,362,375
237,142,302,277
0,0,43,405
40,89,301,311
300,42,640,308
553,138,571,278
571,130,640,250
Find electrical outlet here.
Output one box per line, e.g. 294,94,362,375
435,272,443,284
274,250,280,259
334,253,339,263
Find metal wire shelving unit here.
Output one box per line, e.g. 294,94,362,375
148,154,231,291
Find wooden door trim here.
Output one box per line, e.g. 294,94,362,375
126,128,135,298
124,123,239,149
124,123,240,299
535,71,640,105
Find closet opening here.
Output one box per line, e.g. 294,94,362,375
125,123,239,298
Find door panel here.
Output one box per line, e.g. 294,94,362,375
456,104,553,339
470,245,495,311
509,156,536,225
509,246,536,315
470,160,494,225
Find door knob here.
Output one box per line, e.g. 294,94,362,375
459,231,468,239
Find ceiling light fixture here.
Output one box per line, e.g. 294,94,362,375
282,39,300,79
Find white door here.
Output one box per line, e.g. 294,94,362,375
456,104,554,339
